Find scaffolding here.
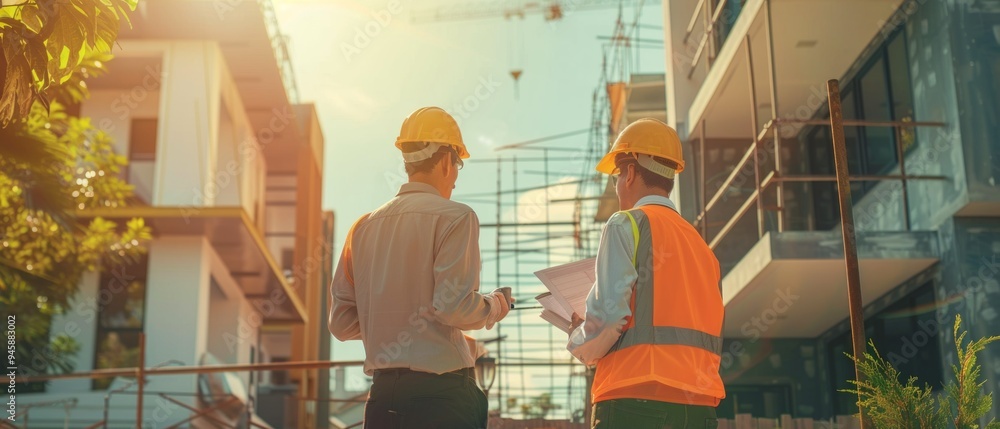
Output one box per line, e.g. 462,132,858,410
446,2,665,422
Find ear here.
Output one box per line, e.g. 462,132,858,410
625,164,638,186
439,154,453,176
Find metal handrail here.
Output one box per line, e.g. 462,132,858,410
17,359,366,383
102,359,185,429
5,398,77,429
694,117,949,251
684,0,738,79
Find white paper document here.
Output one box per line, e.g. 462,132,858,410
533,257,596,332
536,293,572,334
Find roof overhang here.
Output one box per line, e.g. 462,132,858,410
78,206,308,323
723,230,939,338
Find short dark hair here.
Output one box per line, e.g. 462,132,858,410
402,143,456,176
615,153,675,195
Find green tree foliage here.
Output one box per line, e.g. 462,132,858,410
845,315,1000,429
1,0,146,381
1,98,152,380
509,393,563,420
0,0,138,125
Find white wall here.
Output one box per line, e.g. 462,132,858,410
47,271,100,393
142,236,211,412
664,0,705,139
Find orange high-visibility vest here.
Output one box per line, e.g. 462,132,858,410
591,205,725,406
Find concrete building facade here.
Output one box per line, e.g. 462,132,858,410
662,0,1000,422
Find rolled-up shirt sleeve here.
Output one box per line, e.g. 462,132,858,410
431,211,493,330
567,212,637,366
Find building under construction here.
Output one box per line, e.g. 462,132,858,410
7,0,1000,427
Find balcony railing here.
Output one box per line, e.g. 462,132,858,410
258,0,300,104
691,115,948,252
684,0,747,79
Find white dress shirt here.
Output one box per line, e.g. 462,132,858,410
567,195,678,366
329,182,503,375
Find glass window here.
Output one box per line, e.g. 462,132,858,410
887,34,916,154
803,28,915,230
827,282,942,415
717,385,792,419
859,58,897,176
714,0,746,51
93,255,149,390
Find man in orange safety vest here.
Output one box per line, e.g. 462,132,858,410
568,118,725,428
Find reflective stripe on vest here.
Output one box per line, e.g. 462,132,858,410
608,208,722,356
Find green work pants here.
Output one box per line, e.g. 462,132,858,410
592,398,719,429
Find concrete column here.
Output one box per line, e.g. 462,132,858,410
141,237,211,413
153,41,222,207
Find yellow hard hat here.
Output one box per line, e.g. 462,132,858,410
395,107,470,159
595,118,685,177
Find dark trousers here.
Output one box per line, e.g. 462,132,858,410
592,399,718,429
364,368,488,429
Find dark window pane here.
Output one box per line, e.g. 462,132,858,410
717,385,792,419
887,32,917,154
93,331,142,390
828,282,944,414
874,283,943,390
129,118,158,161
98,256,148,329
806,125,837,230
859,58,897,175
94,256,149,390
828,331,857,415
840,91,865,176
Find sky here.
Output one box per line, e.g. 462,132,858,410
272,0,666,418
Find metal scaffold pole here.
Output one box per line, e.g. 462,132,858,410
495,156,504,412
826,79,869,429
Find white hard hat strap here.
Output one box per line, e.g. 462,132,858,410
402,142,446,163
635,153,676,179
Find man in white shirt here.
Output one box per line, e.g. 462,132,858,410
329,107,512,429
